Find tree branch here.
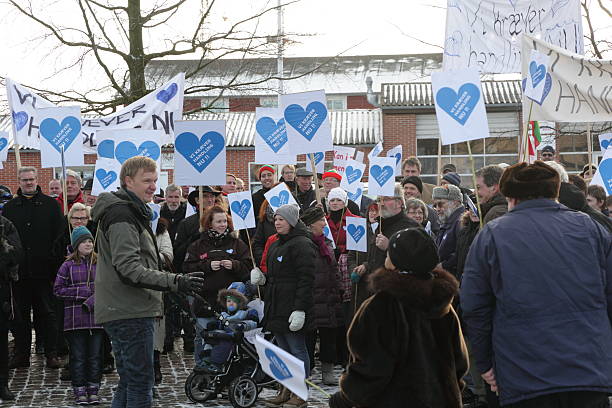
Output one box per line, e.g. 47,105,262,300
582,0,603,59
141,0,187,24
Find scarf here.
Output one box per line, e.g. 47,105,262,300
124,189,153,220
329,208,345,224
207,228,229,242
312,233,334,265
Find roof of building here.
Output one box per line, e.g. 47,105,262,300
381,79,522,108
145,54,443,97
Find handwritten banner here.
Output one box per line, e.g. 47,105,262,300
442,0,583,74
333,145,356,174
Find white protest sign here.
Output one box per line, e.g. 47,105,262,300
370,221,379,234
522,35,612,122
91,158,121,196
322,219,336,249
599,134,612,152
158,172,169,194
173,120,227,186
432,68,490,145
264,183,298,212
228,191,256,230
368,157,396,196
254,335,308,401
185,203,197,218
367,141,383,163
354,150,365,163
340,159,366,193
523,50,550,103
590,147,612,194
347,186,363,204
281,90,333,155
305,152,325,174
386,145,403,176
442,0,583,74
254,107,296,164
6,73,184,153
346,216,367,252
38,106,84,168
149,203,161,233
0,131,9,164
333,145,356,174
96,129,163,169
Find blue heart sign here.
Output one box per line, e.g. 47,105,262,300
97,139,115,159
313,151,324,165
348,188,362,202
152,210,159,221
284,101,328,141
256,117,288,153
347,224,365,243
12,111,28,131
175,131,225,173
115,140,161,164
40,116,81,153
323,226,330,237
370,165,394,187
0,138,7,152
265,348,293,381
599,159,612,195
529,61,546,88
521,73,552,106
156,83,178,103
270,190,290,209
436,83,480,126
95,169,117,189
345,166,362,184
231,199,252,220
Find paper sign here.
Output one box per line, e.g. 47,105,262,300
173,120,227,186
305,152,325,174
368,157,396,196
340,159,366,193
96,129,163,171
346,216,367,252
386,145,403,176
523,50,550,103
158,172,169,194
185,203,196,218
281,90,333,155
91,158,121,196
432,68,490,145
254,335,308,401
0,131,9,163
367,141,383,163
347,187,363,204
264,183,298,212
228,191,256,230
599,133,612,151
254,107,296,164
38,106,84,168
333,146,356,174
322,219,336,249
354,151,365,163
590,147,612,194
149,202,161,233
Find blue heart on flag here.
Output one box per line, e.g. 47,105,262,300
95,169,117,189
284,101,327,141
115,141,161,164
256,117,287,153
12,111,28,131
156,83,178,103
0,138,7,152
231,199,251,220
312,152,324,165
370,165,394,187
98,139,115,159
599,159,612,195
347,224,365,242
348,188,362,202
269,190,290,208
521,73,552,105
265,348,293,380
529,61,546,88
602,139,611,150
40,116,81,153
175,131,225,173
345,166,362,184
436,83,480,125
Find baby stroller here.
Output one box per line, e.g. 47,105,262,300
173,292,275,408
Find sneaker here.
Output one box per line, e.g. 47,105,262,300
74,386,88,405
86,385,100,405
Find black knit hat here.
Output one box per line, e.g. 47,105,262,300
388,228,439,278
500,161,560,200
300,207,325,226
401,176,423,194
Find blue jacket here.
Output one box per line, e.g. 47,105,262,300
461,199,612,405
436,206,464,277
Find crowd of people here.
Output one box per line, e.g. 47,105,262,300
0,146,610,408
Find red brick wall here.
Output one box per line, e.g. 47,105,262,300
183,98,202,113
229,97,260,112
382,112,417,157
347,95,376,110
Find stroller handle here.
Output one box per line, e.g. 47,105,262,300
167,291,231,328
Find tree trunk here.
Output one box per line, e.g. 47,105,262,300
127,0,146,103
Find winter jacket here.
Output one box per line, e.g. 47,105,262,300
295,187,317,213
160,202,187,243
157,229,173,263
2,186,64,280
436,206,464,278
263,222,316,333
253,207,276,266
182,231,251,317
322,199,360,218
91,188,180,324
347,221,377,319
54,259,101,331
0,216,22,329
56,190,84,214
332,267,468,408
558,182,612,232
326,208,355,256
172,212,201,274
357,195,374,218
425,206,441,238
251,186,271,224
461,199,612,406
367,211,420,274
312,236,343,329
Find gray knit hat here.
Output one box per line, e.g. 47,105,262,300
432,184,463,203
274,204,300,227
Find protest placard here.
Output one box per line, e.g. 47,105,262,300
333,146,356,174
281,90,333,155
264,183,298,212
38,106,84,168
367,141,383,163
96,129,163,169
149,203,161,233
305,151,325,174
386,145,403,176
340,159,366,193
523,50,550,103
599,133,612,152
346,216,367,252
91,158,121,196
368,157,396,196
228,191,256,230
255,107,296,164
590,147,612,194
0,131,9,164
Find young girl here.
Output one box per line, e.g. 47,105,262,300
54,226,103,405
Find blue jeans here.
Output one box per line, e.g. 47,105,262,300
194,317,216,369
65,329,103,388
104,318,154,408
274,332,310,377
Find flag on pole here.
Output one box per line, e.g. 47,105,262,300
528,121,541,163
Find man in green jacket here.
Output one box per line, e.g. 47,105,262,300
92,156,204,407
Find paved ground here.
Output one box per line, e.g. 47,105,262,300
3,337,339,407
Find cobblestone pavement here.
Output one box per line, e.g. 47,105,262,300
3,337,339,407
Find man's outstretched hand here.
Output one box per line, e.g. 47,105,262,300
177,272,206,295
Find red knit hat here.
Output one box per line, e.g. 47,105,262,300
258,165,275,179
322,169,342,182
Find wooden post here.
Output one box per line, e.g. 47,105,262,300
309,153,322,205
521,101,534,163
587,122,593,177
436,137,442,185
198,185,204,215
246,232,262,299
14,144,21,169
61,146,68,216
467,141,483,229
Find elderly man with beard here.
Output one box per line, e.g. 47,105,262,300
432,185,464,278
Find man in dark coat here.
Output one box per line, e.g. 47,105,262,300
2,167,64,369
160,184,187,243
433,185,464,278
294,168,317,212
461,161,612,407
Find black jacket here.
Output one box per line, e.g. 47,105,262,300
160,202,187,243
252,210,276,267
295,187,317,213
436,206,464,278
558,182,612,233
263,222,316,333
3,186,63,280
172,212,201,274
0,216,22,328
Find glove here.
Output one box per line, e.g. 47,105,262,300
176,272,206,295
288,310,305,332
350,271,361,283
328,392,353,408
250,267,266,286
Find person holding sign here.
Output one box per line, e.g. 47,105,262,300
329,228,467,408
252,165,276,223
321,171,360,216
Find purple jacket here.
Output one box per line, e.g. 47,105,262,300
53,259,102,331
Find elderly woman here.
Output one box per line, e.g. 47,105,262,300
405,198,435,237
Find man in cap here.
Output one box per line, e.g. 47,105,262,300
252,165,275,220
81,179,97,207
432,184,464,278
540,145,555,161
294,167,317,212
442,163,457,175
461,161,612,408
402,157,435,204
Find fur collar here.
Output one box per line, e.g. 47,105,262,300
368,267,459,318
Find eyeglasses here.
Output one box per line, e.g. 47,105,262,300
70,216,88,222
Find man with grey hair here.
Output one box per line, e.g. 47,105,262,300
433,184,464,277
56,169,84,214
160,184,186,244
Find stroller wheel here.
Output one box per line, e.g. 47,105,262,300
185,371,215,403
228,376,258,408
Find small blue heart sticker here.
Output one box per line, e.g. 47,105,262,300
265,348,293,381
277,256,283,262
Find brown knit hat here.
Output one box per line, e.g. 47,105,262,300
500,161,560,200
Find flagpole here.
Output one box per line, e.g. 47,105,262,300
467,141,483,229
14,144,21,169
61,146,69,217
521,101,534,162
587,122,593,177
309,153,322,205
436,137,442,185
246,232,262,299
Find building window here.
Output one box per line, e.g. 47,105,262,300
53,165,95,182
260,97,279,108
556,122,608,173
202,97,228,112
326,96,346,110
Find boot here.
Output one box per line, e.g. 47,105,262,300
264,385,291,407
86,384,100,405
283,393,307,408
154,361,162,385
46,355,62,369
73,386,88,405
0,379,15,401
321,362,335,386
8,354,29,369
